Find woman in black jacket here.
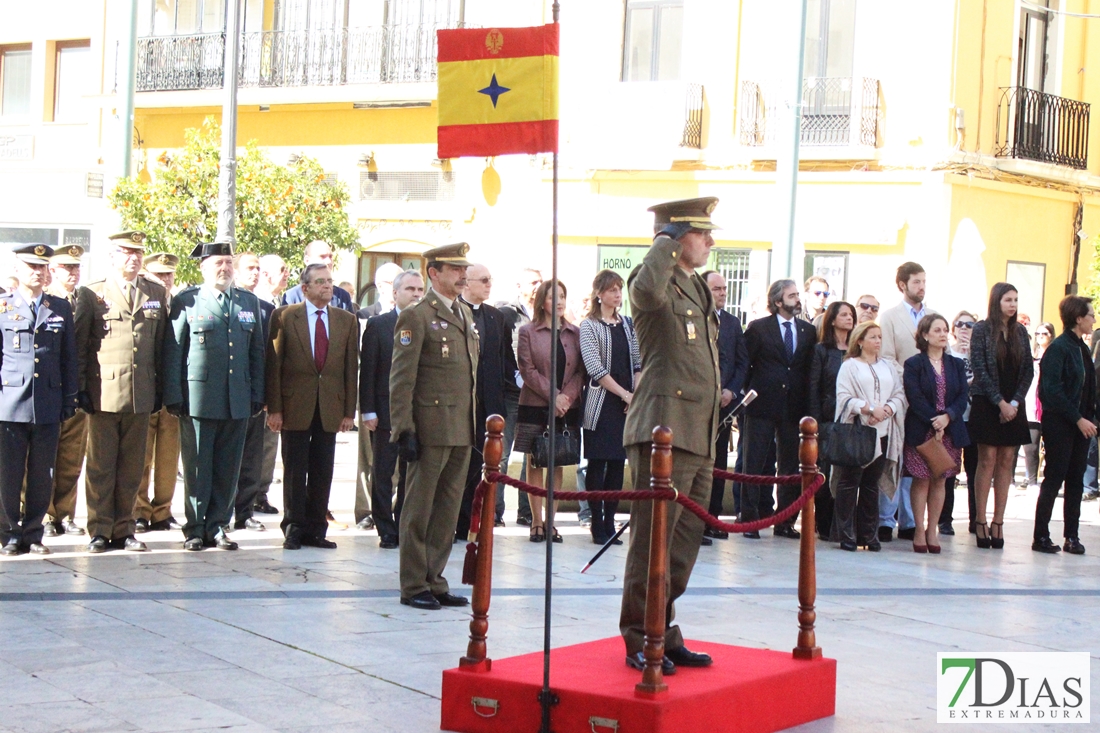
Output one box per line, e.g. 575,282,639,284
968,283,1034,549
808,301,855,539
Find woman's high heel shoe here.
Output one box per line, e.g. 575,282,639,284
975,522,991,549
990,522,1004,550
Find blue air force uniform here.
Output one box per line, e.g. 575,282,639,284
0,244,78,553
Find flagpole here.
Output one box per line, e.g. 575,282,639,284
540,5,561,733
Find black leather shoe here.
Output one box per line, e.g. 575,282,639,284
703,528,729,540
1,541,22,556
215,535,238,550
28,543,50,555
1032,537,1061,554
356,517,375,531
839,541,857,552
625,651,675,675
148,517,179,531
774,524,801,539
43,521,60,538
1064,538,1086,555
302,537,337,549
434,592,469,607
87,536,110,553
282,535,302,550
184,537,204,551
234,517,266,532
516,516,532,527
938,522,955,536
494,519,506,527
253,500,279,515
166,516,183,530
379,536,398,549
665,645,713,668
897,527,916,541
700,536,713,546
864,540,882,552
742,531,760,539
61,519,85,535
877,526,893,542
134,518,150,534
113,536,148,552
401,591,442,610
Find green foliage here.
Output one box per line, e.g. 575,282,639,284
110,117,358,285
1086,233,1100,304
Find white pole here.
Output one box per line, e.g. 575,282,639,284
215,0,243,245
772,0,810,280
118,0,138,180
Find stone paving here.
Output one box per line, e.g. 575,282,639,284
1,431,1098,732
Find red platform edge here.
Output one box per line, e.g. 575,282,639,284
442,637,836,733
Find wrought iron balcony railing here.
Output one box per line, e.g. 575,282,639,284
680,83,703,149
995,87,1089,170
132,24,454,92
739,77,879,147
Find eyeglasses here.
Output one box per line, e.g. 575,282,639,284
471,277,492,285
812,290,830,297
116,248,142,259
307,278,334,286
954,321,975,329
857,302,879,313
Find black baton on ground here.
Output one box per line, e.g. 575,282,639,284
580,521,630,574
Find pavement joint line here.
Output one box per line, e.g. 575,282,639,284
2,586,1100,602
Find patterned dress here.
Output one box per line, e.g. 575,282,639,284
904,363,962,479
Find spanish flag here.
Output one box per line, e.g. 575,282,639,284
437,24,559,159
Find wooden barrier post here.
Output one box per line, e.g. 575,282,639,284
793,416,822,660
460,414,505,671
636,426,673,696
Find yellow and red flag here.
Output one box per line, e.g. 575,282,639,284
437,24,559,159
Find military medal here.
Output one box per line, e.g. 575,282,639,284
441,343,450,359
13,333,19,350
686,321,696,340
440,321,448,329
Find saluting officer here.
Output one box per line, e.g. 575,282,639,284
0,244,78,556
76,231,168,553
135,253,183,533
162,242,265,551
44,244,89,537
619,198,722,673
390,243,478,610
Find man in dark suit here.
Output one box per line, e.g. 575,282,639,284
702,270,749,539
455,263,517,540
742,278,817,539
360,269,424,548
282,240,358,313
266,263,359,549
230,252,276,532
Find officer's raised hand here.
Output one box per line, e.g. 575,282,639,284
398,430,420,461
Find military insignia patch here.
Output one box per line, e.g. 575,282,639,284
399,329,412,346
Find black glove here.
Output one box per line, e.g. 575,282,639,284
77,391,95,415
165,403,183,417
251,402,265,418
152,396,163,415
61,405,76,422
398,430,421,462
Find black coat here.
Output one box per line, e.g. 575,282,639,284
743,314,817,421
359,309,398,431
808,342,845,424
903,353,971,449
463,300,517,421
717,309,749,419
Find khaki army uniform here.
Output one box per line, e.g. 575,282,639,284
619,223,721,656
45,284,88,528
389,286,478,599
75,274,167,540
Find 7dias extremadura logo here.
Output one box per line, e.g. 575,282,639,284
937,653,1090,724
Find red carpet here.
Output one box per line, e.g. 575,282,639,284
442,637,836,733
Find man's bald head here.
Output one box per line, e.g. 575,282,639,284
304,240,333,265
464,263,492,305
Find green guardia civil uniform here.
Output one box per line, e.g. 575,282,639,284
389,243,479,600
162,244,265,544
619,198,722,657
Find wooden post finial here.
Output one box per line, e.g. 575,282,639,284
794,416,822,660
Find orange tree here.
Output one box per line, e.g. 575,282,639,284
111,117,358,285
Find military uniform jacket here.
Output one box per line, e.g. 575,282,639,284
75,277,167,414
163,285,265,421
622,235,720,458
388,289,478,447
0,290,78,424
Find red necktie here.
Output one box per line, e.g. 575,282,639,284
314,310,329,372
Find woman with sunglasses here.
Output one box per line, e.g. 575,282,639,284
1021,323,1055,490
939,311,978,536
968,283,1034,549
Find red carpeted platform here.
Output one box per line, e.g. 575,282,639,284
441,637,836,733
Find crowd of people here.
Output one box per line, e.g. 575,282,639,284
0,208,1095,616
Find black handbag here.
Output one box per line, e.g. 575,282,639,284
818,399,878,468
531,427,581,468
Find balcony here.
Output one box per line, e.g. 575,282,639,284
995,87,1089,170
739,77,879,148
132,25,452,92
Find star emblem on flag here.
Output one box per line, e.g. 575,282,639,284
478,74,511,107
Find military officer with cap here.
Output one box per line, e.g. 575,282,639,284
390,243,478,610
0,244,78,556
43,244,89,537
619,197,722,673
75,231,168,553
162,242,265,551
134,253,183,533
